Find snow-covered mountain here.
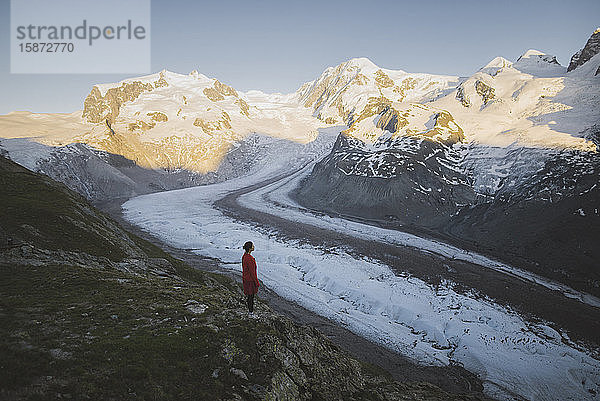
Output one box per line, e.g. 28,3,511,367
80,70,323,172
293,30,600,297
0,58,461,202
295,57,458,129
0,70,326,201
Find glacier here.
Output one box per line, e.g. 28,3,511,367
123,128,600,401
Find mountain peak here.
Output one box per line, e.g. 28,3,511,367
346,57,379,70
483,56,512,67
480,56,513,75
348,57,377,65
513,49,564,77
515,49,560,67
517,49,549,61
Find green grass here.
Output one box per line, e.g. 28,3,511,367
0,262,276,400
0,168,129,261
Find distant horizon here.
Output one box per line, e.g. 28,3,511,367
1,0,599,114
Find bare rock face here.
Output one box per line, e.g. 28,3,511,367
374,69,395,88
375,105,409,134
203,80,240,102
455,86,471,107
419,111,464,145
82,72,169,124
567,28,600,72
474,80,495,105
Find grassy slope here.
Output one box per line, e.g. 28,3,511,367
0,156,481,400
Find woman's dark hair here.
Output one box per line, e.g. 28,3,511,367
243,241,253,252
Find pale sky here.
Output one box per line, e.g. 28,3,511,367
1,0,599,114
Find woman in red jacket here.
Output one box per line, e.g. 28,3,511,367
242,241,260,314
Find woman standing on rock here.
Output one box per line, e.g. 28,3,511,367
242,241,260,316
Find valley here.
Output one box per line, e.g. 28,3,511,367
2,27,600,401
121,138,600,401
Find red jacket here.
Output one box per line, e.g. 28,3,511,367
242,253,259,286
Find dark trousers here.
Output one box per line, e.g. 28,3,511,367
246,294,255,313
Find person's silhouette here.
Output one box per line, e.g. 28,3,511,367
241,241,259,315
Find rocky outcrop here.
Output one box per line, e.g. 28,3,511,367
474,80,495,105
419,111,464,145
375,69,394,88
392,77,419,101
342,96,394,141
375,106,409,134
193,112,233,134
301,62,352,110
147,111,168,122
455,86,471,107
82,72,170,124
203,79,240,102
568,28,600,72
235,98,251,117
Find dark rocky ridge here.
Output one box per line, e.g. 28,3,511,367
293,136,600,298
295,133,475,228
568,29,600,72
